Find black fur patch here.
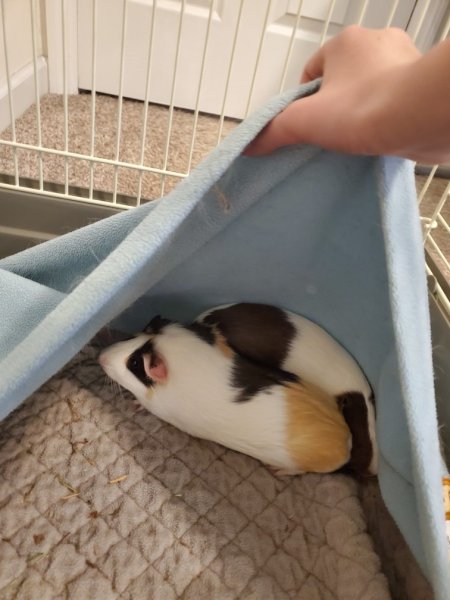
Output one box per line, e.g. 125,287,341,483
185,322,215,345
202,303,295,369
143,315,173,335
127,340,154,386
232,354,299,403
337,391,373,477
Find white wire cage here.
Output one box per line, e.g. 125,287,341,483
0,0,450,306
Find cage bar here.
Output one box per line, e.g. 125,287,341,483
437,214,450,236
0,179,132,209
320,0,337,46
160,0,186,197
357,0,370,26
386,0,401,27
186,0,215,174
0,139,188,179
424,181,450,241
244,0,272,118
112,0,129,204
0,0,448,300
0,0,19,186
439,10,450,40
29,0,43,190
427,263,450,314
418,165,439,205
278,0,304,93
427,234,450,272
411,0,433,42
136,0,158,205
62,0,69,196
217,0,244,144
89,0,98,201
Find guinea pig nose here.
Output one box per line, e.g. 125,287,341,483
98,353,108,367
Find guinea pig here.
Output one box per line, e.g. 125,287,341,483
99,305,375,476
196,303,377,476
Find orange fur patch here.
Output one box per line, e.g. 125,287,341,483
286,382,351,473
145,387,155,400
214,330,234,359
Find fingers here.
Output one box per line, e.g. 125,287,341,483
246,42,327,155
245,97,316,156
244,25,426,159
301,46,325,83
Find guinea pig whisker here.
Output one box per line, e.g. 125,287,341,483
111,379,127,403
105,375,121,400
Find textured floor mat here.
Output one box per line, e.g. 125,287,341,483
0,343,391,600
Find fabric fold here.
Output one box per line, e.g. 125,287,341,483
0,80,448,599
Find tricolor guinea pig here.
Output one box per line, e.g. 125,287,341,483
99,303,377,477
197,303,377,476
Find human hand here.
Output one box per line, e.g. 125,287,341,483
246,26,433,160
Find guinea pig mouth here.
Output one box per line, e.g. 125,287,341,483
126,341,167,386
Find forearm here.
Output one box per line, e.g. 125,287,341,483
247,27,450,163
365,38,450,163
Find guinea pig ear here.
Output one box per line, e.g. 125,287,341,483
143,353,167,384
143,315,173,334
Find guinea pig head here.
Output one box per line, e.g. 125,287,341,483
98,333,168,404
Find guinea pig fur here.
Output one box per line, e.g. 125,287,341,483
197,303,378,476
99,319,352,476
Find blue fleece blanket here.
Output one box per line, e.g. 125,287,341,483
0,81,448,598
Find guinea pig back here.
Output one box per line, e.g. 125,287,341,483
197,303,377,476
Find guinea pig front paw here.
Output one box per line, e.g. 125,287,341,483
132,401,146,413
266,465,302,477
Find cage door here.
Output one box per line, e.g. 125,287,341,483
76,0,417,119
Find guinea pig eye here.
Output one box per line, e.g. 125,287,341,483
127,350,153,386
129,355,139,369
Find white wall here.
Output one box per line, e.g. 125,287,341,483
0,0,46,82
0,0,48,132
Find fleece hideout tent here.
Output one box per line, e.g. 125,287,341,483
0,81,448,599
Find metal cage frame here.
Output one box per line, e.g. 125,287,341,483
0,0,450,309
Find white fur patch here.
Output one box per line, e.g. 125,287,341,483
99,334,151,401
149,325,297,470
100,324,297,470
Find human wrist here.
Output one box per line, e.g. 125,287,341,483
358,62,421,159
362,40,450,163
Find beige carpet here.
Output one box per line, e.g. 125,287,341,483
0,94,237,202
0,94,436,599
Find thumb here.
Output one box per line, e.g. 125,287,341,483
244,95,323,156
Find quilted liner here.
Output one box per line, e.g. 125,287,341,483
0,342,393,600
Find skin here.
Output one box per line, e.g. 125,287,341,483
246,26,450,165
